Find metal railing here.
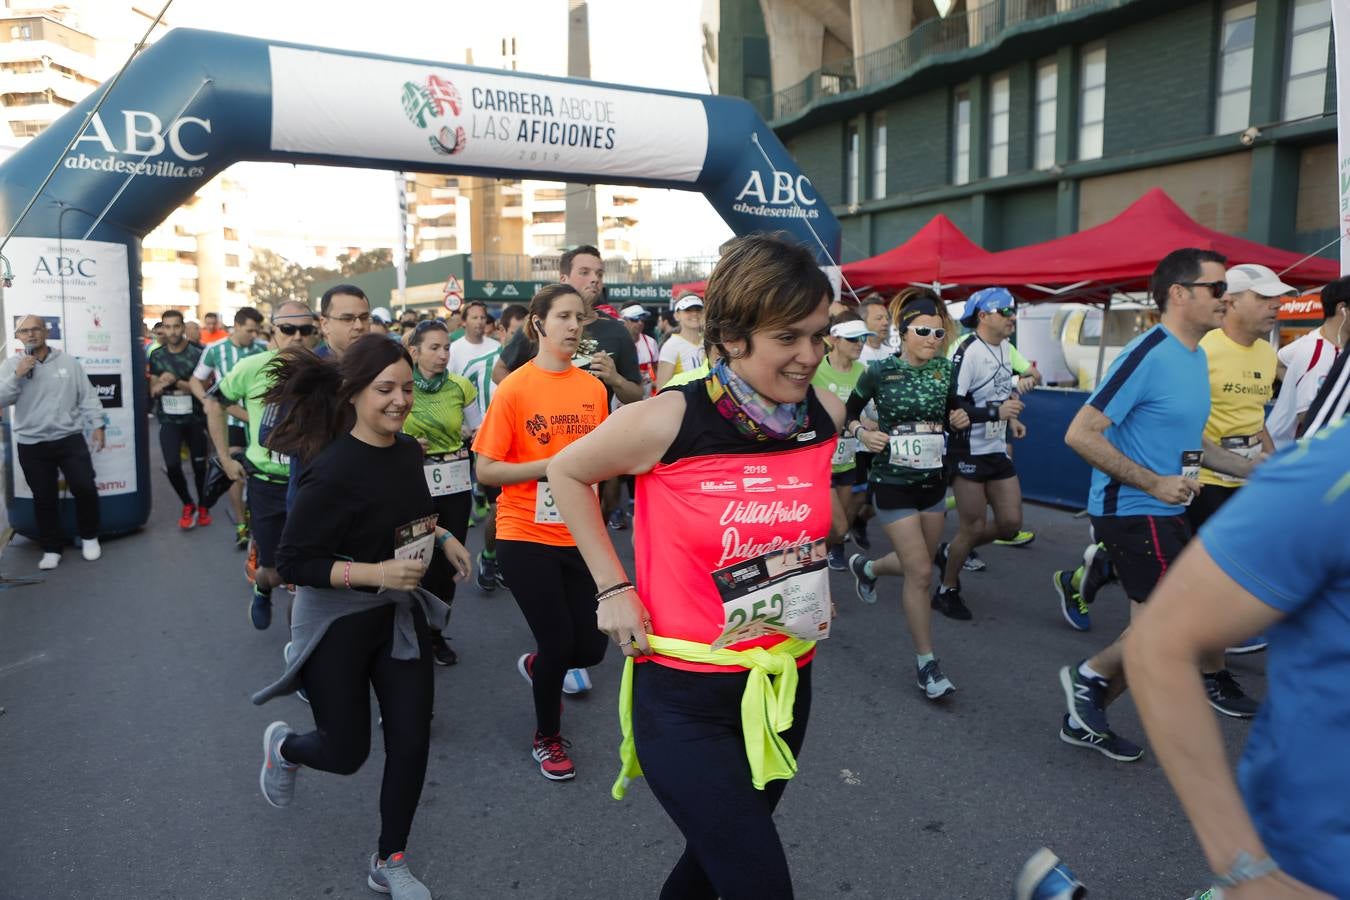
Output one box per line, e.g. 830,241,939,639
471,253,719,284
757,0,1132,123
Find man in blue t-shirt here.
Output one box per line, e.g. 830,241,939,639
1125,418,1350,897
1056,248,1257,761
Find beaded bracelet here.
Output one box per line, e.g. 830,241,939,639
343,560,352,589
595,581,635,604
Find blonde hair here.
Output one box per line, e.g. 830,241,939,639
704,233,831,356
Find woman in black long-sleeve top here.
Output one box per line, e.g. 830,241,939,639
252,335,470,900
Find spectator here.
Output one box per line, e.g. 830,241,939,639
200,312,229,344
498,304,528,344
185,320,203,347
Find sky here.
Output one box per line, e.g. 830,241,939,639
156,0,734,261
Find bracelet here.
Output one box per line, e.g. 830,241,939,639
1213,851,1279,888
378,560,386,593
435,531,452,547
343,561,352,589
595,581,635,604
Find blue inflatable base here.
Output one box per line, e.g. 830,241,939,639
1012,389,1092,511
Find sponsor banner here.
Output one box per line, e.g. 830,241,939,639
64,109,211,180
1335,1,1350,275
465,280,674,302
3,238,138,497
1279,292,1324,321
269,47,709,182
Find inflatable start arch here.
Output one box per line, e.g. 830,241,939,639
0,29,840,539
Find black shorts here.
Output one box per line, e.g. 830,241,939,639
831,469,858,488
1090,514,1191,603
247,476,289,569
227,424,247,449
1185,483,1239,533
870,481,947,514
949,451,1016,483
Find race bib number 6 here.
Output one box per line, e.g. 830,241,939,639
888,422,945,469
424,456,471,497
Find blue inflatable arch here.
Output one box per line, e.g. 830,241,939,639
0,28,839,539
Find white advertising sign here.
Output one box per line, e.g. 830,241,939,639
269,47,709,183
2,238,137,497
1333,0,1350,275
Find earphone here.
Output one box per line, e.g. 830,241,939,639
534,317,547,338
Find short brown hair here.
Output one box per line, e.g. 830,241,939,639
525,284,584,342
704,233,831,357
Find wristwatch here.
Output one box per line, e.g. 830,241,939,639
1212,851,1279,888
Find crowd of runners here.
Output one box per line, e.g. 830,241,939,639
113,237,1349,899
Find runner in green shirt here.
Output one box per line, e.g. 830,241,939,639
811,314,872,572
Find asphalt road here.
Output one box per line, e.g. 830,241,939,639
0,465,1262,899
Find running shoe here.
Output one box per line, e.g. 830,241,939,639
607,508,629,531
1204,669,1259,718
847,553,878,605
1226,635,1268,655
562,668,592,695
234,523,250,551
917,659,955,700
531,732,576,781
849,522,871,550
80,538,100,561
944,494,956,511
963,549,987,572
431,635,458,667
195,506,213,527
367,851,432,900
995,530,1036,547
933,541,951,574
259,720,299,808
1013,847,1088,900
178,504,196,530
282,641,309,705
1059,663,1110,737
931,586,972,621
1079,542,1114,605
1053,570,1090,632
476,552,498,592
827,544,848,571
250,586,272,630
517,652,536,685
1058,714,1143,762
39,552,60,570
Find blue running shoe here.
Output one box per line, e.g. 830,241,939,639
848,553,878,605
1013,847,1088,900
250,586,272,630
1059,662,1110,737
1226,635,1268,655
1058,714,1143,762
827,544,847,571
1054,570,1090,631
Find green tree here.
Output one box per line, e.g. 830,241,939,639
339,248,394,277
249,248,312,315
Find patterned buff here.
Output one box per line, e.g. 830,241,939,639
705,358,810,442
413,367,447,393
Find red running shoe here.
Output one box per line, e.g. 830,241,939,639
196,506,213,527
178,505,196,530
531,732,575,781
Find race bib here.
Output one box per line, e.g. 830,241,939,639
888,422,945,469
424,455,471,497
709,540,832,650
831,435,858,467
161,393,193,416
393,514,439,567
1180,449,1203,504
1216,435,1261,484
533,479,598,524
983,404,1007,442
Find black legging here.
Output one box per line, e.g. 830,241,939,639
280,603,434,858
633,660,813,900
422,490,472,615
158,420,209,507
495,540,607,736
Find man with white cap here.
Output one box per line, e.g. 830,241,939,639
1267,274,1347,448
618,304,659,398
813,312,874,569
656,294,706,389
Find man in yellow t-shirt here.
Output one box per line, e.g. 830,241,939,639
1187,263,1289,533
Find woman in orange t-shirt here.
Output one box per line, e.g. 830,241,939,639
472,284,609,782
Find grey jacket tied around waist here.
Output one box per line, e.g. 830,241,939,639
252,584,449,705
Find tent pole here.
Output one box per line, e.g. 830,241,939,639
1093,292,1112,387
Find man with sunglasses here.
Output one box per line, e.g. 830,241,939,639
210,301,319,630
934,287,1029,620
1057,248,1257,762
190,307,268,549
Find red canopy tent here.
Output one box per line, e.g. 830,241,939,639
669,213,992,302
942,188,1338,294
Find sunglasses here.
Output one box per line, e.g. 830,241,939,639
276,324,317,337
1179,280,1227,297
994,307,1016,317
840,335,867,344
910,326,946,339
413,318,448,333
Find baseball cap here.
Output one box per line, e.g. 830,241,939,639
959,287,1015,326
829,320,877,341
371,307,393,324
1225,263,1295,297
619,304,650,320
674,295,705,312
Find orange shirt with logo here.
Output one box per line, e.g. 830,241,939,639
472,361,608,546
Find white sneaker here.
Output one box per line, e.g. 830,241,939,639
562,668,592,695
38,552,60,570
80,538,101,561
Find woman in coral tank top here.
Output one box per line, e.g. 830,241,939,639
549,234,845,900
